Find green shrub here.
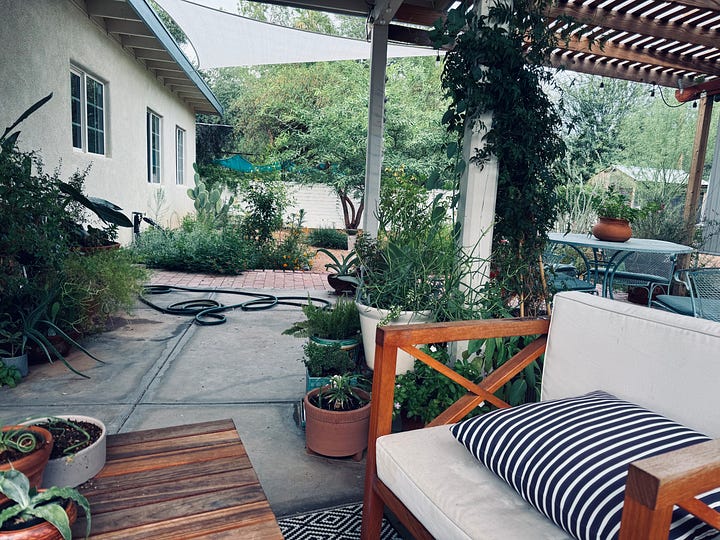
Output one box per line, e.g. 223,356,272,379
307,228,348,249
133,218,259,274
59,249,148,335
302,341,356,377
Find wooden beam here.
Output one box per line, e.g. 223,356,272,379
547,3,720,51
559,35,720,77
370,0,405,25
142,60,184,71
671,0,720,11
388,24,434,47
549,51,701,88
86,0,140,20
160,77,196,86
105,19,154,37
676,77,720,101
121,35,166,51
134,49,175,62
152,69,191,79
683,93,713,246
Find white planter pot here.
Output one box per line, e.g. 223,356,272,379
24,415,107,488
356,302,430,374
2,353,28,377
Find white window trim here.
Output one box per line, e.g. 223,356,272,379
70,67,106,156
147,110,162,184
176,126,185,185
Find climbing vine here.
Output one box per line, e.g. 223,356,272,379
431,0,567,315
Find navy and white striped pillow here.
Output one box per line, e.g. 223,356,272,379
450,391,720,540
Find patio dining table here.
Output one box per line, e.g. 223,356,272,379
547,232,695,297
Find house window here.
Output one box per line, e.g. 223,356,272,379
70,69,105,155
176,127,185,185
147,110,161,183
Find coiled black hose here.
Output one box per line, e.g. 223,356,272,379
139,285,331,326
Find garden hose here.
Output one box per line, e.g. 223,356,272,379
139,284,331,326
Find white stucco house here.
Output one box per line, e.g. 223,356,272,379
0,0,222,243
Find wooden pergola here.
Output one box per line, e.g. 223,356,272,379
255,0,720,254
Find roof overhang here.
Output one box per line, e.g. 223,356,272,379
79,0,223,115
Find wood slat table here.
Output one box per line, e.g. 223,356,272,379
74,419,284,539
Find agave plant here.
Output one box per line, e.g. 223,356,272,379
0,469,91,540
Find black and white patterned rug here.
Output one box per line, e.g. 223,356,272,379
278,503,403,539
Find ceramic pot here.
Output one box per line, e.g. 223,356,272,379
326,274,357,296
0,497,77,539
1,354,28,377
0,426,53,506
356,303,430,374
303,388,371,461
22,415,106,489
592,217,632,242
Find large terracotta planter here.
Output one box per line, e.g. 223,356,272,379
304,388,371,461
0,426,53,506
22,415,107,488
592,217,632,242
0,497,77,539
356,303,430,374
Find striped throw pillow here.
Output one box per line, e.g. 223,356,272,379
450,391,720,540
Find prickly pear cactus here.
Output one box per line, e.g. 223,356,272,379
186,164,234,227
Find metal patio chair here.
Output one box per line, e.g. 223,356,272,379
602,250,678,306
653,267,720,322
542,243,597,294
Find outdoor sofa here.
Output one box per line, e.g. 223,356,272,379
361,291,720,539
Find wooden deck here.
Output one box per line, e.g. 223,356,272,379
74,419,283,539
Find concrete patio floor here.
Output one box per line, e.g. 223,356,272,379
0,270,368,518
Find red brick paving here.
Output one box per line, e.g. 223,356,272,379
149,269,333,291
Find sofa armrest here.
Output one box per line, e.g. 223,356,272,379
620,439,720,538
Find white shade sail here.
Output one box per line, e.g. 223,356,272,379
155,0,438,68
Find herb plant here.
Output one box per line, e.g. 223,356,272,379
307,228,348,249
310,374,368,412
592,186,642,222
284,299,360,340
301,341,356,378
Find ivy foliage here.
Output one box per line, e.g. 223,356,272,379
431,0,567,314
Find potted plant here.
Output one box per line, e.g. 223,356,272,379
0,426,53,506
303,374,371,461
284,299,361,391
20,416,106,489
591,187,642,242
0,316,27,378
0,365,20,390
315,249,359,295
0,469,91,540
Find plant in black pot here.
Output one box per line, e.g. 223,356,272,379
0,469,91,540
315,249,359,296
303,374,371,461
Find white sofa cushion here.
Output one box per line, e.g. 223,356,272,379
376,425,572,540
543,292,720,437
451,391,720,540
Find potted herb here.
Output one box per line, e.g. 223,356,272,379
284,299,362,391
0,426,53,506
21,416,106,489
591,187,642,242
315,249,359,295
303,374,371,461
0,469,91,540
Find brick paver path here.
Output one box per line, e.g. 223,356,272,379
149,269,333,291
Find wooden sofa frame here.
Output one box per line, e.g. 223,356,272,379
360,317,720,539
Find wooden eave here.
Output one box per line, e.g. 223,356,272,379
78,0,222,115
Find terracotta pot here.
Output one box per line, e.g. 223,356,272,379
592,217,632,242
304,388,371,461
0,497,77,539
0,426,53,506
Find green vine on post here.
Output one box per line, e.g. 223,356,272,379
431,0,568,315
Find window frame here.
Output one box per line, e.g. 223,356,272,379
175,126,185,185
147,110,162,184
70,67,106,156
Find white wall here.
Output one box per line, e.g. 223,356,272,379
0,0,198,243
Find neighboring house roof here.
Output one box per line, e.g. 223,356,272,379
79,0,222,115
599,165,708,186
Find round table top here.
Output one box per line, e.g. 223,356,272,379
548,232,695,254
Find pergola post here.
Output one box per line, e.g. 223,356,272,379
362,23,389,237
